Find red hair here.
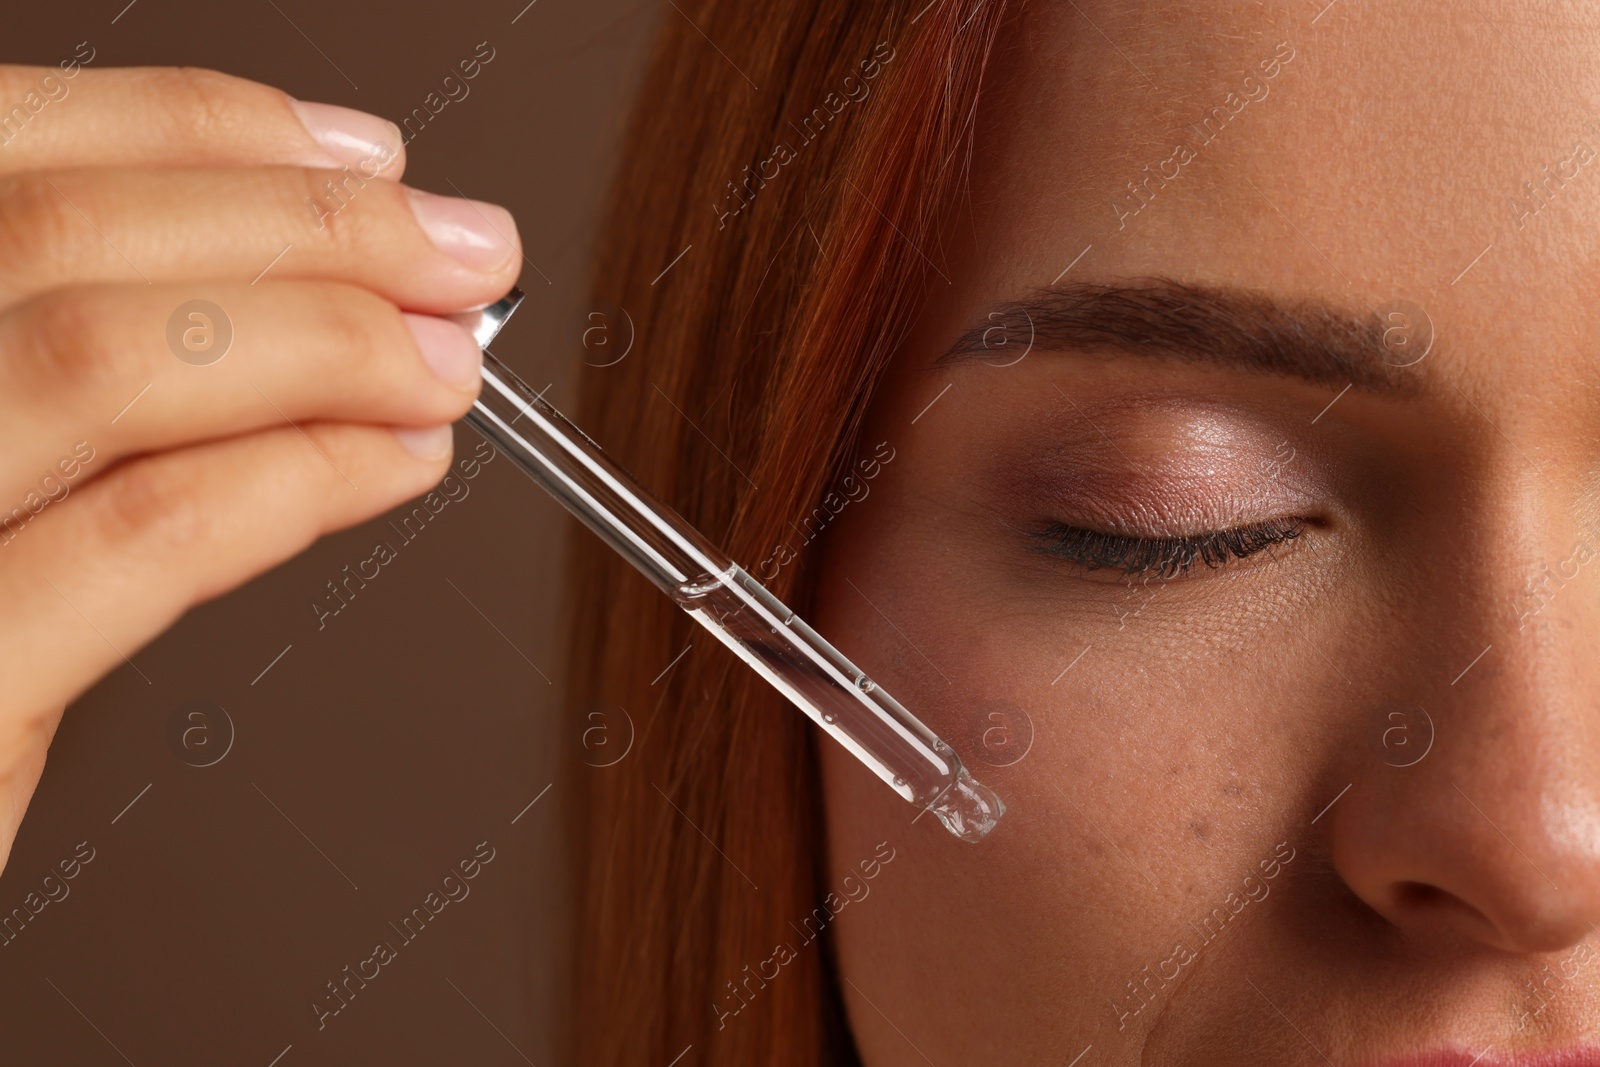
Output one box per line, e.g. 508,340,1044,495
564,1,1013,1061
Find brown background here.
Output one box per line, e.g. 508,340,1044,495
1,1,656,1062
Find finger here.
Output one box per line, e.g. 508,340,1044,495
0,418,460,716
0,167,520,312
0,63,406,179
0,281,482,496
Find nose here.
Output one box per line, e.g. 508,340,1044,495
1326,547,1600,954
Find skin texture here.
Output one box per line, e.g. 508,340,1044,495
0,66,521,871
815,2,1600,1064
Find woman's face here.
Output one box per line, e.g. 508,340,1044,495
813,2,1600,1063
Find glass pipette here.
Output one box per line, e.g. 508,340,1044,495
451,290,1005,843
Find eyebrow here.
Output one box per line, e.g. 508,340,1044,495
936,278,1418,394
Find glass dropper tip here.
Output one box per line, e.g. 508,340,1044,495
927,764,1006,843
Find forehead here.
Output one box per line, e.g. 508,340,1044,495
958,0,1600,385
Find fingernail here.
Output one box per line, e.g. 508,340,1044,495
393,425,454,461
404,313,482,391
406,188,518,272
289,100,403,174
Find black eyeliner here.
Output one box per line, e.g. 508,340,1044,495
1027,517,1306,579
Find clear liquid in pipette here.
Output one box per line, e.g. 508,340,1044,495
672,566,1004,843
460,293,1004,842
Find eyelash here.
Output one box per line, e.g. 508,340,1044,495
1028,516,1306,579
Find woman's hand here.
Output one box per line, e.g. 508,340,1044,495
0,64,522,869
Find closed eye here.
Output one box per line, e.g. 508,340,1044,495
1027,516,1307,579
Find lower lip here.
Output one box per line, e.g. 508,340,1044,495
1374,1052,1600,1067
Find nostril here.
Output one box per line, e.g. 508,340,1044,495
1392,881,1500,942
1395,881,1446,908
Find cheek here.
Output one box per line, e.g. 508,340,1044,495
812,508,1051,1056
811,513,1150,1060
809,464,1321,1062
